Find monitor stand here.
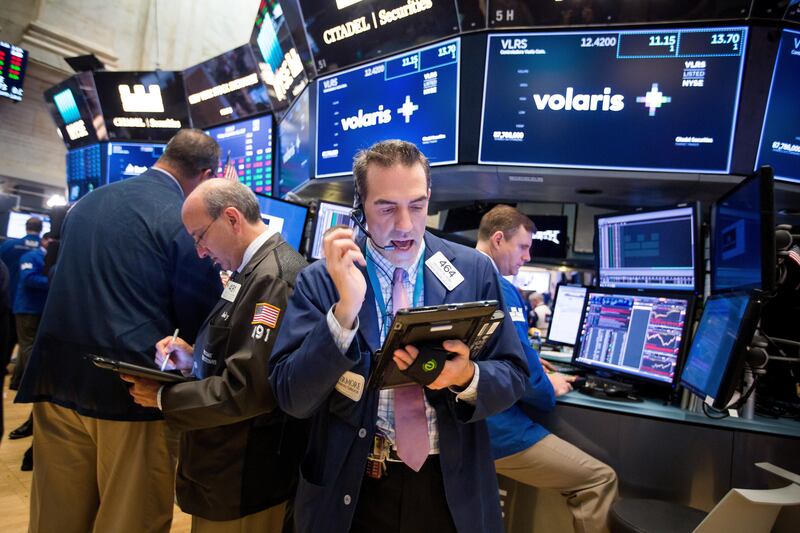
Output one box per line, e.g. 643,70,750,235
577,374,643,403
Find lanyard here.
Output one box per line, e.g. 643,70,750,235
365,247,425,338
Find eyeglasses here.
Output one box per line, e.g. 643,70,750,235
192,217,219,249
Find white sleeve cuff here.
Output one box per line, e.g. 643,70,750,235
451,362,480,404
326,305,359,355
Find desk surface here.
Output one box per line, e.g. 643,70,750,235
556,391,800,438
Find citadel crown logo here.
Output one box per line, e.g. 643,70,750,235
118,84,165,113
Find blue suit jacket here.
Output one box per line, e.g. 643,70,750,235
13,247,48,315
0,233,40,307
269,232,529,533
16,169,221,420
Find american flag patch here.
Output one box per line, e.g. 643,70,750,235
252,302,280,328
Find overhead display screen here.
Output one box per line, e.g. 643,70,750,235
316,37,460,177
298,0,459,74
755,29,800,184
479,27,747,173
206,115,274,195
277,86,312,197
530,215,568,259
44,75,105,149
183,45,271,129
252,0,309,111
0,41,27,102
106,142,165,184
93,71,189,142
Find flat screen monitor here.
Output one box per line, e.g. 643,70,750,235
254,194,309,251
45,75,104,149
710,167,775,293
572,288,694,386
205,115,274,195
315,37,460,178
755,28,800,184
106,142,165,183
530,215,569,259
277,85,312,197
479,27,747,173
66,144,103,202
0,41,27,102
297,0,460,74
596,204,701,292
6,212,50,239
680,291,760,409
251,0,309,111
509,266,550,294
183,44,271,129
546,284,588,346
92,70,189,141
310,201,355,260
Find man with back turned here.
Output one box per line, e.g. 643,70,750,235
16,129,222,532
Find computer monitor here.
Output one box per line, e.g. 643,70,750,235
680,291,760,409
309,200,355,260
276,86,312,198
546,284,588,347
710,167,776,294
253,194,309,252
66,144,103,202
572,287,695,387
596,204,701,292
0,41,28,102
105,142,165,183
205,115,274,195
509,266,551,295
5,212,51,239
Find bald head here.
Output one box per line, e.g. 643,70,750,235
183,179,262,223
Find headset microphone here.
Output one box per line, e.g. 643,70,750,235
351,206,396,251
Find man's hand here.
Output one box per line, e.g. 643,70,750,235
547,371,576,397
394,339,475,390
323,227,367,329
539,357,556,373
155,335,194,371
120,375,161,408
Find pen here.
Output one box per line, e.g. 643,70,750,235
161,328,179,371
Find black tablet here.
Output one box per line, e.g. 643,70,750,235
368,300,503,390
89,354,193,383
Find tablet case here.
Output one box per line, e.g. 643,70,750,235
88,354,193,383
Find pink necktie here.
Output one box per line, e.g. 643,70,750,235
392,267,429,471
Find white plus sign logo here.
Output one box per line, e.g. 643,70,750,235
397,95,419,123
636,83,672,116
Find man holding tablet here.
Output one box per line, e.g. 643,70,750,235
477,205,618,533
269,140,528,533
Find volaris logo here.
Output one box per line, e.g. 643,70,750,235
532,87,624,112
340,105,392,131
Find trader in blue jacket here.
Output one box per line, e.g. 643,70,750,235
269,140,529,533
477,205,618,533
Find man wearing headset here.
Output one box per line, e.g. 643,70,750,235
269,140,528,533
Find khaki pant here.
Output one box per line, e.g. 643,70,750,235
190,501,288,533
30,401,177,533
495,434,618,533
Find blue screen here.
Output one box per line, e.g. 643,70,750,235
574,291,690,384
315,38,460,177
277,87,311,197
106,142,165,183
66,144,103,201
255,195,308,251
480,28,747,173
597,206,697,291
680,293,751,402
206,116,273,195
755,29,800,184
711,177,763,292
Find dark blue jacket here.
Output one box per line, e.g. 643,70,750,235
269,232,529,533
13,247,48,315
487,276,556,459
0,233,40,308
16,169,221,421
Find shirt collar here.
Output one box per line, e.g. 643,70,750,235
366,238,426,285
477,249,500,273
150,167,184,198
237,226,277,273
